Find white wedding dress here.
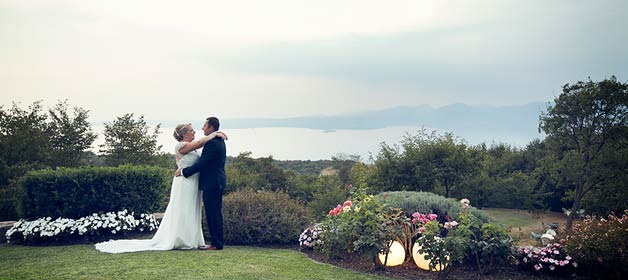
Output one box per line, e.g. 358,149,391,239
95,142,206,253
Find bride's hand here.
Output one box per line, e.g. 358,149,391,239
215,131,228,140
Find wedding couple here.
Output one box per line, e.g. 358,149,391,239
95,117,227,253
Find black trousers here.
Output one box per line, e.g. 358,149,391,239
202,188,224,249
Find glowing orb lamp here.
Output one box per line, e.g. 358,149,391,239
412,242,448,271
377,240,405,266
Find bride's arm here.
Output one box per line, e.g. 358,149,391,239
177,131,227,155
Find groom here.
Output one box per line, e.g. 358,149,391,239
176,116,226,250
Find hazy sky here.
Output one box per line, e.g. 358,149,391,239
2,0,627,123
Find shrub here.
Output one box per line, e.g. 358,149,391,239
307,179,350,219
19,165,170,219
221,189,313,245
378,191,489,223
315,184,399,268
0,185,19,220
416,198,512,276
563,210,628,279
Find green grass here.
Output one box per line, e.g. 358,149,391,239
0,244,390,280
482,208,537,228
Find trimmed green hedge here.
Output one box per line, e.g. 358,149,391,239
378,191,490,223
221,189,313,245
19,165,171,219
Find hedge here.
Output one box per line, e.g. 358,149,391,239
19,165,171,219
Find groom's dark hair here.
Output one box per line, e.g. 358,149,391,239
207,117,220,131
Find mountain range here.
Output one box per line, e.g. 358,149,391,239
153,102,548,146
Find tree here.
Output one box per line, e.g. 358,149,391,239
226,152,290,193
46,100,97,167
539,76,628,230
330,153,360,185
371,129,476,197
99,113,162,166
418,132,475,198
0,101,51,220
0,101,51,170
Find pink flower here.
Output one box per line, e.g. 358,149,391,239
412,212,421,218
534,264,543,271
418,227,426,234
428,214,438,220
549,265,555,271
343,200,352,207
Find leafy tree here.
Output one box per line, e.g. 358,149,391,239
0,101,51,220
463,143,547,210
330,153,360,185
226,152,290,193
46,100,97,167
0,101,51,170
372,129,476,198
414,131,475,198
539,76,628,230
99,113,162,166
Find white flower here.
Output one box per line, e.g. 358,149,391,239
5,209,158,244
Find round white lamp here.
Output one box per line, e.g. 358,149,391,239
377,240,405,266
412,242,448,271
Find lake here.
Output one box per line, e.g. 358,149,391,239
94,126,542,161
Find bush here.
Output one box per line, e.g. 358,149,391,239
307,178,349,219
20,165,170,219
415,198,512,275
221,189,313,245
0,185,19,220
378,191,489,223
315,184,399,268
563,210,628,279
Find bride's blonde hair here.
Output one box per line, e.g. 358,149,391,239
173,124,191,141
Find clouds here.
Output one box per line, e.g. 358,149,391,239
207,1,628,106
1,0,627,123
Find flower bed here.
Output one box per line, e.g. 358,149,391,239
5,209,159,244
512,243,576,276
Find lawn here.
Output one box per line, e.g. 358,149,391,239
482,208,567,246
0,243,390,280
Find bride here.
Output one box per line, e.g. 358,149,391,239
95,124,227,253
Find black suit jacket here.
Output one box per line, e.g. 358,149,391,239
182,137,226,193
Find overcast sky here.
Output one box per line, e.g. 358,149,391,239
1,0,627,123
